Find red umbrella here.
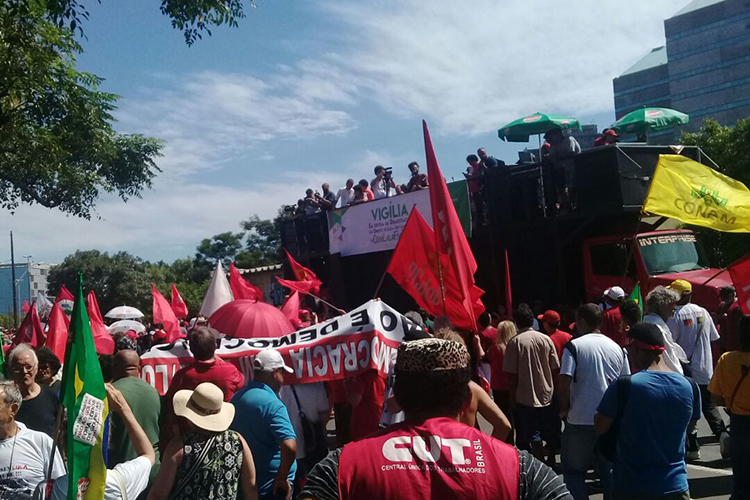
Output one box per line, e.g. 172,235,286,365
209,300,295,338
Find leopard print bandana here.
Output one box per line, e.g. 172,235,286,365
395,338,469,372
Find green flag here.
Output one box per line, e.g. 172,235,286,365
60,274,109,500
629,282,644,320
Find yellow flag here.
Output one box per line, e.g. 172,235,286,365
643,155,750,233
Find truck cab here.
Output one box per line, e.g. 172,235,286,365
583,229,730,313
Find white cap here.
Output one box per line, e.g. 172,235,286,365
605,286,626,300
254,349,293,373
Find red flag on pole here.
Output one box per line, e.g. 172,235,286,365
170,283,189,319
504,249,513,316
21,300,30,313
229,263,264,301
423,120,479,329
276,277,320,296
86,291,115,354
54,285,74,303
14,301,45,347
45,301,70,360
280,291,301,324
387,208,484,330
728,253,750,314
285,250,322,288
153,284,183,342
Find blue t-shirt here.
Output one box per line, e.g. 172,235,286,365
230,381,297,496
597,371,700,496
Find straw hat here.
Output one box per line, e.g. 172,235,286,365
173,382,235,432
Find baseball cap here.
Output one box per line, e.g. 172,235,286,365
537,310,561,325
627,322,665,352
667,279,692,295
604,129,619,138
605,286,626,300
254,349,294,373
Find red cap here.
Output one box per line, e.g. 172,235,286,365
604,129,619,137
537,310,561,325
125,330,138,340
153,329,167,342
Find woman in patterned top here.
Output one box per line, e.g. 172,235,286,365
148,382,257,500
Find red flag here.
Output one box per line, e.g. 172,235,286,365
230,263,264,301
86,291,115,354
14,301,45,347
45,301,70,360
280,291,301,324
285,249,322,286
728,253,750,314
153,284,182,342
21,300,30,313
423,120,479,330
276,277,320,296
170,283,189,319
387,209,484,330
54,285,74,303
504,249,513,316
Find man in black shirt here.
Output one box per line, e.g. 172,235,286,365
316,183,337,211
9,344,59,437
478,147,504,169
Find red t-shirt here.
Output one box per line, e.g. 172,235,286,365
485,343,509,391
601,306,624,346
478,326,498,352
326,379,347,405
365,188,375,201
167,357,245,401
548,330,573,360
338,417,519,500
718,301,741,352
348,370,385,441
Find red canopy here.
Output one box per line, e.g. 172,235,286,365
209,300,295,339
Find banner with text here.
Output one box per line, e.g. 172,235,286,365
140,300,423,394
328,182,471,257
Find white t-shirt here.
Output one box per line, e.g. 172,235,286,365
51,456,152,500
560,334,630,425
336,187,354,208
279,383,329,460
644,314,687,375
0,422,64,499
667,303,720,385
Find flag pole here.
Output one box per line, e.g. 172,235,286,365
46,405,65,481
701,252,750,286
436,256,448,315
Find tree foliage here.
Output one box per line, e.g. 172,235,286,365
682,117,750,265
0,1,163,218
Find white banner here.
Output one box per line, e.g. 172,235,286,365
140,300,425,394
328,189,433,256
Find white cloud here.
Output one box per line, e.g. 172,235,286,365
321,0,686,135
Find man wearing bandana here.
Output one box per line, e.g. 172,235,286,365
300,338,570,500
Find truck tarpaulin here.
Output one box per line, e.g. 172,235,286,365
140,299,423,395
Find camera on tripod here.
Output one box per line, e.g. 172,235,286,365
383,167,393,180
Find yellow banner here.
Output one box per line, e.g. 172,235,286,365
643,155,750,233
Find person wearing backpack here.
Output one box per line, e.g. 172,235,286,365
708,314,750,500
558,304,629,500
595,322,701,500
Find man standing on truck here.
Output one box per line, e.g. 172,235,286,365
666,279,729,459
601,287,626,346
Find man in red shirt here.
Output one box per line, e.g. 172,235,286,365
344,370,385,441
717,285,741,353
299,338,569,500
477,311,498,352
601,286,625,346
538,310,572,359
161,327,245,444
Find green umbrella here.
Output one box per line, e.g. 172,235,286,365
611,107,689,135
497,112,581,142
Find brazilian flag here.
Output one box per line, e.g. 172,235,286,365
629,282,644,320
60,274,109,500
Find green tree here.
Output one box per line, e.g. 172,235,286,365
235,213,285,268
0,1,162,218
195,232,243,270
47,250,152,315
682,117,750,265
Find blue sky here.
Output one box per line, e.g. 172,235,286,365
0,0,688,265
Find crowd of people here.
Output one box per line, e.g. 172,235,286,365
0,277,748,500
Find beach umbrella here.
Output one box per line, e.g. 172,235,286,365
108,320,147,335
611,107,689,136
498,112,581,143
105,305,145,319
209,300,295,339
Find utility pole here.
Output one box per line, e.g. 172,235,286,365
10,231,17,328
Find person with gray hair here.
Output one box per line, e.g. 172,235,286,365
403,311,424,328
643,286,688,375
8,344,58,437
0,380,65,499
